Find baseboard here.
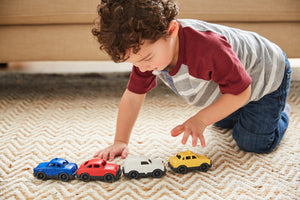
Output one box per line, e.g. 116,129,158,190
2,59,300,81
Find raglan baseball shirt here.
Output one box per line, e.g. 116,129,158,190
127,19,286,108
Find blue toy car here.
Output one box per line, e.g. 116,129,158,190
33,158,78,182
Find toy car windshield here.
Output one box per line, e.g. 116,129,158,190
176,154,181,159
62,161,68,166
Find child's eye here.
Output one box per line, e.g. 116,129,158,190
144,56,153,62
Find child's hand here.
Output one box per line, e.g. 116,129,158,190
171,115,207,147
94,141,129,162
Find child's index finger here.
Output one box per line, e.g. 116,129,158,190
171,125,185,136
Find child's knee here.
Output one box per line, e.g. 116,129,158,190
232,125,280,153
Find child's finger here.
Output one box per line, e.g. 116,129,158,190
198,134,206,147
94,152,99,158
109,152,115,162
94,150,102,158
192,133,198,147
122,149,128,159
171,125,185,137
181,130,190,144
102,151,109,161
100,153,104,159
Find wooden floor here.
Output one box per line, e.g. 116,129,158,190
1,61,131,74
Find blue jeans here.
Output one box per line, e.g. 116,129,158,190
215,54,292,153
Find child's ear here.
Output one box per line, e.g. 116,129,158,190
167,20,179,38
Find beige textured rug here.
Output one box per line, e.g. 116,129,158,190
0,72,299,200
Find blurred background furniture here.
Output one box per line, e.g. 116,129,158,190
0,0,299,63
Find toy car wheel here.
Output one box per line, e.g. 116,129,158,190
152,169,163,178
128,170,139,179
36,172,47,180
80,173,91,182
199,163,209,172
104,173,114,183
177,165,188,174
59,172,70,182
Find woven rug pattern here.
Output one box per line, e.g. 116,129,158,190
0,73,299,200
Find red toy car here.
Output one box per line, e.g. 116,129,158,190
76,158,121,182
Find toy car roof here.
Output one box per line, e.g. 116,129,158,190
83,158,106,166
177,150,197,156
177,150,209,159
125,155,151,162
49,158,69,164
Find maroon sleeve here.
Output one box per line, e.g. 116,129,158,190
183,28,252,95
127,66,157,94
210,36,252,95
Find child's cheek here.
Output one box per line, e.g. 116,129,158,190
156,56,168,67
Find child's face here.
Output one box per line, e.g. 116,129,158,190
126,21,179,72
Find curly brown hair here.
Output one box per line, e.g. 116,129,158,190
92,0,179,62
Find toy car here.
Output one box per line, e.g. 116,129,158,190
122,156,166,179
76,158,121,182
168,150,212,174
33,158,78,182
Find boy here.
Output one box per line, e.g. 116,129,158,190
92,0,291,161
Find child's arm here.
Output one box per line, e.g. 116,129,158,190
171,85,251,147
94,89,146,161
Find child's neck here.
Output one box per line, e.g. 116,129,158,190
166,35,179,72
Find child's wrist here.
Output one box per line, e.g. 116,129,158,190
194,112,209,127
114,139,128,145
194,109,213,127
198,118,208,129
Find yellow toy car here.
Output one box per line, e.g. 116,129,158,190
168,150,212,174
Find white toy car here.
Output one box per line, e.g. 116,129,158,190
122,156,166,179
